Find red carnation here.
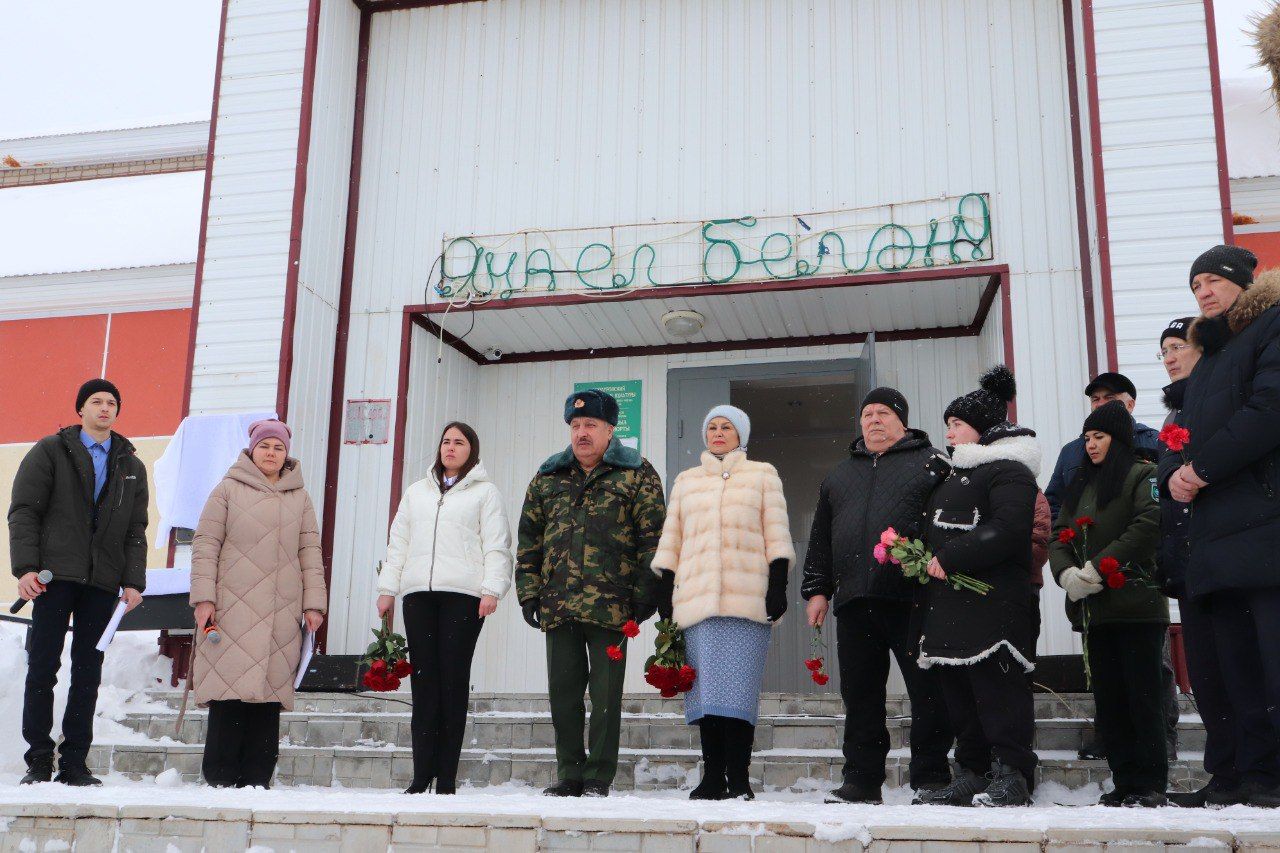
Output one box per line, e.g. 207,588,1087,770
812,672,830,686
370,658,388,673
622,620,641,639
1058,529,1077,544
1098,557,1120,576
1159,424,1191,454
606,645,623,662
392,659,413,678
1106,572,1126,590
805,658,823,672
385,674,402,691
660,687,678,698
1074,516,1094,529
678,665,696,689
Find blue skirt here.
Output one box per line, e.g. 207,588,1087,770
683,616,772,726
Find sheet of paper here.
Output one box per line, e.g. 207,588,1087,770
143,567,191,597
295,628,316,689
95,600,128,652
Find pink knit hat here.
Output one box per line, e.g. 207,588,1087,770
248,419,292,455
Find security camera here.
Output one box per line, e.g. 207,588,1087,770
484,347,503,361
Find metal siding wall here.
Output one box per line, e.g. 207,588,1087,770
189,0,311,415
289,0,363,497
1093,0,1225,427
324,0,1092,673
0,264,195,321
1232,176,1280,224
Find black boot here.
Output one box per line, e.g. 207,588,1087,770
543,779,584,797
973,759,1030,807
913,768,985,806
689,717,728,801
403,779,434,794
723,719,755,801
20,759,53,786
55,766,103,787
826,778,883,804
1168,776,1240,808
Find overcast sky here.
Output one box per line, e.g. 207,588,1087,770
0,0,1273,139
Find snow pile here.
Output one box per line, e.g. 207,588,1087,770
0,623,172,773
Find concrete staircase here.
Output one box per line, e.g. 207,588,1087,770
93,691,1209,793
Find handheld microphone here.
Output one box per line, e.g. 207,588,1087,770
203,624,222,644
9,570,54,614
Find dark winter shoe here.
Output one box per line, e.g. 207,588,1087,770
435,782,457,795
543,779,584,797
1167,777,1236,808
973,760,1030,807
722,719,755,801
55,767,102,787
1098,788,1128,807
1077,743,1107,761
825,779,882,804
1204,779,1253,807
912,768,985,806
689,772,728,800
20,762,52,785
1123,791,1168,808
691,718,729,800
403,779,434,794
1246,783,1280,809
582,780,610,798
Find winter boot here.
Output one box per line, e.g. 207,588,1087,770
825,778,883,804
1098,787,1128,807
689,718,728,801
543,779,584,797
1168,776,1240,808
403,779,434,794
20,759,52,786
972,760,1030,807
1123,791,1168,808
582,780,610,797
913,767,985,806
723,719,755,800
54,766,102,788
1205,778,1255,807
1246,782,1280,809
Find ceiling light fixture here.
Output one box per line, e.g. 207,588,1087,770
661,309,705,338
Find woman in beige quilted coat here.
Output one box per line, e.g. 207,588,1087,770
190,419,327,788
651,405,794,801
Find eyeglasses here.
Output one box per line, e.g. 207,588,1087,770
1157,343,1193,361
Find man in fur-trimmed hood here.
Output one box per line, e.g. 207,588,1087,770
1159,245,1280,808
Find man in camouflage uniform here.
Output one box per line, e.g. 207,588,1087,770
517,389,666,797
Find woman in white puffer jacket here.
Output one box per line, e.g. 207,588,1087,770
376,422,512,795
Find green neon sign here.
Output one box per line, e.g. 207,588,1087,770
437,192,991,300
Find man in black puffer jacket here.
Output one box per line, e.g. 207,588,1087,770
802,388,952,803
1161,246,1280,808
9,380,149,788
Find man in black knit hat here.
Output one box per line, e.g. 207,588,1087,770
1162,245,1280,808
9,379,149,787
802,387,953,803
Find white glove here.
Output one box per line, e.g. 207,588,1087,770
1060,563,1104,602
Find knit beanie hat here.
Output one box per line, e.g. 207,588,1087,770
861,387,909,427
564,389,619,425
248,419,292,455
75,378,121,415
1082,400,1134,446
702,405,751,450
944,366,1016,436
1160,317,1195,346
1189,244,1258,290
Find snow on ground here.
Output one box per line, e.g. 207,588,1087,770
0,623,172,774
0,775,1277,837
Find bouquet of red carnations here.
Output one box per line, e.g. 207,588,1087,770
644,619,696,698
361,616,412,691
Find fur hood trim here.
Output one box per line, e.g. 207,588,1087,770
539,438,642,475
949,434,1041,477
918,638,1036,673
1189,270,1280,347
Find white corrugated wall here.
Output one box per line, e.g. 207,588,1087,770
318,0,1089,670
188,0,311,415
1092,0,1227,427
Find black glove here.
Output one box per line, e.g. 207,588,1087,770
521,599,541,630
632,596,659,625
655,570,675,622
765,559,789,622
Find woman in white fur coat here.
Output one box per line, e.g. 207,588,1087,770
652,405,794,801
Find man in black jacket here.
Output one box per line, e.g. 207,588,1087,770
1162,246,1280,808
802,388,952,803
9,379,149,786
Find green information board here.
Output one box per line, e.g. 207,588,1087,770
573,380,643,452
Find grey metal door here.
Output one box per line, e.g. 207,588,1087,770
665,344,876,693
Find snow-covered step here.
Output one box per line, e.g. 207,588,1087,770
86,741,1212,795
119,708,1209,754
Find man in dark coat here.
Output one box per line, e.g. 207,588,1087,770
9,380,149,787
1162,246,1280,808
1044,372,1161,519
801,388,952,803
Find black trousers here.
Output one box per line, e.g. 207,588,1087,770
202,700,282,787
937,647,1038,785
1088,624,1169,794
1205,587,1280,787
402,591,485,787
835,600,951,787
1180,595,1238,785
22,580,118,770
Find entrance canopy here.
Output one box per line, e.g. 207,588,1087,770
409,264,1008,366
